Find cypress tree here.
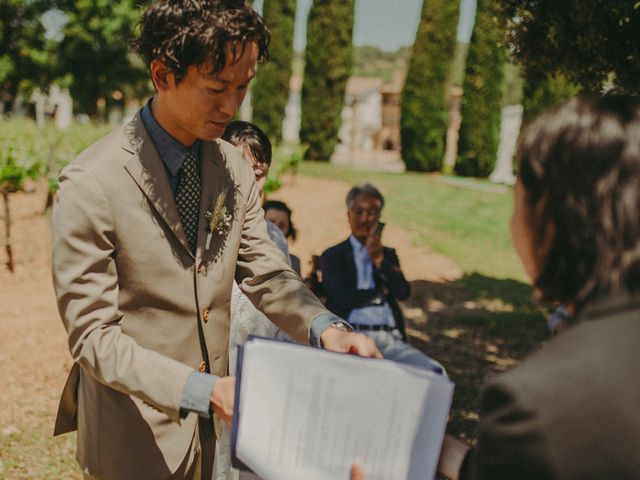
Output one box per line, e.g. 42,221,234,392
400,0,459,172
251,0,297,144
522,73,580,126
456,0,506,178
300,0,355,161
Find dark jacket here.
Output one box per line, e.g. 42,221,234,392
464,291,640,479
320,238,411,339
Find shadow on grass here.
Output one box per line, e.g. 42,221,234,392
401,272,548,442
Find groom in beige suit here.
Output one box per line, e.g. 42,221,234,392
51,1,379,479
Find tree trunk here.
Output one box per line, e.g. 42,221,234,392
2,190,14,273
44,144,57,213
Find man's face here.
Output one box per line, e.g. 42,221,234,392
155,42,258,146
265,208,290,237
347,194,382,243
243,149,269,197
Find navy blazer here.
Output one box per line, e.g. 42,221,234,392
321,238,411,339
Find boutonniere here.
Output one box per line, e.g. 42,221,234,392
205,190,232,249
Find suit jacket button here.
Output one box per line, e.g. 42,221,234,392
202,309,210,322
198,361,206,373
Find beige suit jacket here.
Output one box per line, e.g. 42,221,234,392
51,113,327,479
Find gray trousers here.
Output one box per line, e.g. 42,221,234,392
359,328,446,375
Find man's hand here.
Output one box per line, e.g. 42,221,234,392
437,435,471,480
210,376,236,427
365,230,384,267
321,328,382,358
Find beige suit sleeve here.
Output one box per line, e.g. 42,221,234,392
234,175,328,344
52,164,193,423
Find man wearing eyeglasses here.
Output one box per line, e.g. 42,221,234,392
321,183,446,374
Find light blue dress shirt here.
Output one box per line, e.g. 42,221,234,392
347,235,395,327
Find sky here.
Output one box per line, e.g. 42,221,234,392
254,0,477,52
45,1,478,52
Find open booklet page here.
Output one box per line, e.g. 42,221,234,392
232,337,454,480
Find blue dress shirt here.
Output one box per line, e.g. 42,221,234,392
347,235,395,327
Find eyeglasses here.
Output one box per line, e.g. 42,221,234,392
349,207,381,218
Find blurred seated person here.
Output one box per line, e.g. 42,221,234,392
216,120,294,480
264,199,301,275
222,122,290,260
321,183,445,374
304,254,325,302
431,95,640,479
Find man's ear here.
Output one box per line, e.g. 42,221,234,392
150,59,174,92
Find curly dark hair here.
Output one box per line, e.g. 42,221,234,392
132,0,269,83
518,95,640,306
263,200,297,241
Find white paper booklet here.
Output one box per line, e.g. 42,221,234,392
231,337,454,480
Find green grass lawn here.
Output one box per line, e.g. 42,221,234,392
0,429,80,480
295,161,526,281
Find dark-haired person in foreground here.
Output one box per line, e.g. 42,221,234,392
50,2,379,479
435,95,640,479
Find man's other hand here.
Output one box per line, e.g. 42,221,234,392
437,434,470,480
321,329,382,359
350,464,365,480
210,376,236,427
365,231,384,267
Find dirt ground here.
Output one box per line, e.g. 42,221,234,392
0,174,462,421
0,175,542,478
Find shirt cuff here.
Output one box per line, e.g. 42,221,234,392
179,371,217,419
547,305,569,333
309,313,353,348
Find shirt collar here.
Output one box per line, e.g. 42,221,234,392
349,235,367,254
140,97,200,177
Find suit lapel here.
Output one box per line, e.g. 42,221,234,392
196,140,236,264
342,239,359,288
122,113,193,256
196,140,220,261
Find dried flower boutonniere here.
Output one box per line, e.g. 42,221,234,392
204,190,232,249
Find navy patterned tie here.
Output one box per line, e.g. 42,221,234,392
175,149,201,253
